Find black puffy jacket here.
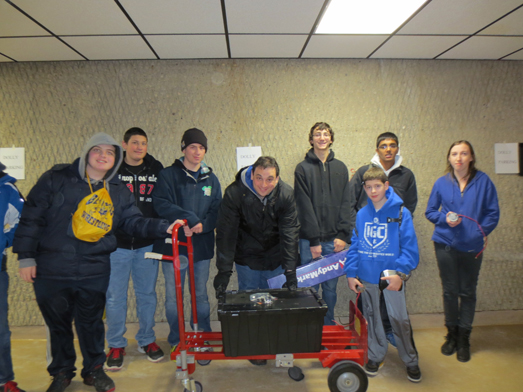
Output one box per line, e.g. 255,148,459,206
215,167,299,274
13,159,170,280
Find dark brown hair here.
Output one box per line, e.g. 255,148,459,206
308,122,334,147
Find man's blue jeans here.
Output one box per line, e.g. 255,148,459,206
105,245,159,348
163,258,211,347
0,270,14,384
235,264,284,290
299,239,338,325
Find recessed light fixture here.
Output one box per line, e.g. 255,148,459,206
316,0,427,34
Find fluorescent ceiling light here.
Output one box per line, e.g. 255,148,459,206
316,0,427,34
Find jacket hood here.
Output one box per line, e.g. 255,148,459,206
78,133,123,183
366,186,404,212
240,166,257,197
371,153,403,176
305,148,334,163
0,171,16,186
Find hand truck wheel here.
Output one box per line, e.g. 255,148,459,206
183,380,203,392
327,361,368,392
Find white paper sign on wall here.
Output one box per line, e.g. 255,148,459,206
236,146,262,171
0,147,25,180
494,143,520,174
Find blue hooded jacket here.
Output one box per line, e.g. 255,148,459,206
1,167,24,269
425,171,499,253
344,186,419,284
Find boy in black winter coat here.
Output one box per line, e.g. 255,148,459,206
14,133,177,392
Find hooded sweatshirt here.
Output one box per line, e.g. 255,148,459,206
349,153,417,233
13,133,170,280
294,148,351,245
425,171,499,253
344,186,419,284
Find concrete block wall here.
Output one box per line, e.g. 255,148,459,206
1,59,522,326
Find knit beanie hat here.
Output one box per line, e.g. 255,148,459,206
181,128,207,151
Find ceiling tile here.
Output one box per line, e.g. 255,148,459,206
505,49,523,60
11,0,136,35
0,1,50,37
0,54,14,62
229,35,307,58
303,35,387,58
225,0,324,33
479,6,523,35
146,35,228,59
398,0,523,35
119,0,224,34
0,37,84,62
438,36,523,59
61,36,156,60
371,35,467,59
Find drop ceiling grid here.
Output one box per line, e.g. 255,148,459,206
0,0,522,62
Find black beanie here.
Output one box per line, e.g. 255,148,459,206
181,128,208,151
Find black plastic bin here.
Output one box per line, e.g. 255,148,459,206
218,288,328,357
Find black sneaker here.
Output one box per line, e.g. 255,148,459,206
46,373,71,392
83,366,115,392
364,360,382,377
407,365,422,383
3,381,26,392
138,342,164,363
105,347,125,371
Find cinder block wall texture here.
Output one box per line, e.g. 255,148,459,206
1,59,522,326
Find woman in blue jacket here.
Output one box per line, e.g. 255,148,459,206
425,140,499,363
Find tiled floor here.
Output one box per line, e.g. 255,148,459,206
9,311,523,392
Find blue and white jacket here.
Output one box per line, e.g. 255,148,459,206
425,171,499,253
344,186,419,284
1,168,24,270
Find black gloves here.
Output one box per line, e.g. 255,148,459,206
213,272,230,299
283,270,297,292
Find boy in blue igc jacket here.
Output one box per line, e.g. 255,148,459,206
344,166,421,383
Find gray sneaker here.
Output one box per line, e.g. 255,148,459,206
407,365,422,383
364,360,382,377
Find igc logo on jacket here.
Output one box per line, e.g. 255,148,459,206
364,217,388,248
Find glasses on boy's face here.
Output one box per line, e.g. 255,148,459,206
313,132,331,139
378,143,398,150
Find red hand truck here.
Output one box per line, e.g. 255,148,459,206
146,221,369,392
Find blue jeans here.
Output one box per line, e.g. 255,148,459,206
435,242,483,330
299,239,338,325
163,258,211,347
235,264,285,290
0,271,14,384
106,245,159,348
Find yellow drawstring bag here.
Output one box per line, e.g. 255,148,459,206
72,174,114,242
